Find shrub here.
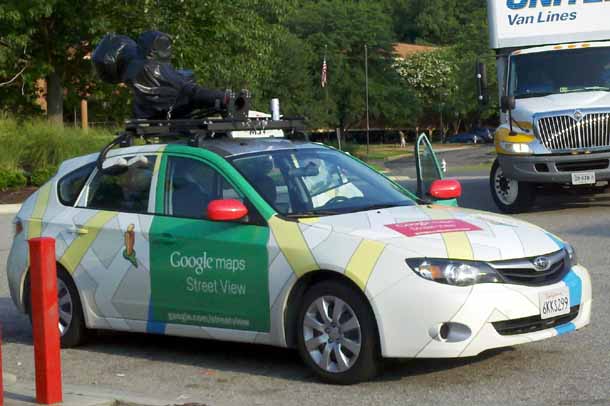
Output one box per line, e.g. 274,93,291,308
0,168,27,191
30,167,59,187
0,117,115,188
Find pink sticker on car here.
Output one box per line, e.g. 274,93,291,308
386,219,482,237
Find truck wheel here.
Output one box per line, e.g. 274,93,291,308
490,159,535,213
297,280,381,385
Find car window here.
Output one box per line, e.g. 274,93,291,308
232,148,414,217
229,154,292,213
58,162,95,206
84,156,156,213
165,156,243,219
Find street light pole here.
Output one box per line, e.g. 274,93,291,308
364,44,370,158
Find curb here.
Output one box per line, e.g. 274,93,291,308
385,153,412,162
0,204,21,215
2,372,17,385
3,382,115,406
3,380,195,406
388,175,411,182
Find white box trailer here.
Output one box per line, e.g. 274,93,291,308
482,0,610,212
488,0,610,50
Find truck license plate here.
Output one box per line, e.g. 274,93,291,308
539,287,570,320
571,172,596,185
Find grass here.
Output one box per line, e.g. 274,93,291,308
449,162,494,173
324,142,412,161
0,117,115,190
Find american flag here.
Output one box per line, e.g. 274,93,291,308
321,57,328,88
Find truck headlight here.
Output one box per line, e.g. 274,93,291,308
499,141,533,154
406,258,501,286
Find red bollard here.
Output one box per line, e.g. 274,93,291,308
28,238,62,405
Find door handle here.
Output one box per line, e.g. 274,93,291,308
158,233,176,245
68,226,89,235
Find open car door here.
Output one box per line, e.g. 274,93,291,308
414,133,460,206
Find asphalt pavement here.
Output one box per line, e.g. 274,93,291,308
1,146,609,405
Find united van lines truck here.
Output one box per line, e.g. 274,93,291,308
481,0,610,212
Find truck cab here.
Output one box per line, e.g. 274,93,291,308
484,0,610,212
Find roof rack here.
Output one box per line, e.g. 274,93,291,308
96,116,307,172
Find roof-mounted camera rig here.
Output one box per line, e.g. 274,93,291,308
92,32,306,172
95,92,307,172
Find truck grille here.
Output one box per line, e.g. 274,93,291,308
489,250,569,286
536,112,610,152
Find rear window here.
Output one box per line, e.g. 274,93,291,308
58,162,95,206
83,156,156,213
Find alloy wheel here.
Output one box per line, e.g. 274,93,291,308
302,296,362,373
57,278,73,336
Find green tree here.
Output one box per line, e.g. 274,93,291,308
0,0,298,123
394,48,456,137
0,0,119,123
287,0,417,132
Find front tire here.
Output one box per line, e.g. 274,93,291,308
297,280,381,384
490,158,535,213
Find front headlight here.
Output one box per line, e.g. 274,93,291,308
499,141,533,154
406,258,502,286
565,243,577,266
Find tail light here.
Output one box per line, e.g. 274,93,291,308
14,218,23,237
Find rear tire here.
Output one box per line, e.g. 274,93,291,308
26,268,87,348
296,280,381,385
490,158,535,213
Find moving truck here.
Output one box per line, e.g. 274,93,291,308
480,0,610,212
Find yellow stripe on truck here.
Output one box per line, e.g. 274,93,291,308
60,211,118,273
28,183,52,239
423,206,474,261
268,216,318,277
345,240,385,291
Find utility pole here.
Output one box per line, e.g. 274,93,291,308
364,44,370,159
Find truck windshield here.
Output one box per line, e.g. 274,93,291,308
509,47,610,98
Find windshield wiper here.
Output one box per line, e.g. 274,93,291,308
343,202,413,214
515,92,553,99
285,210,341,218
563,86,610,93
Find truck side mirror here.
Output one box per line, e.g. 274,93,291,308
500,95,516,113
476,61,488,105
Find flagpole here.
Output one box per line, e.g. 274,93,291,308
364,44,370,159
323,45,338,149
324,45,329,110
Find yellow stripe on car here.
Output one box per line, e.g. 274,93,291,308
28,183,52,239
423,206,474,261
345,240,385,290
299,218,321,225
268,216,318,277
60,211,118,273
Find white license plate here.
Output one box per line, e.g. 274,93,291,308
539,287,570,320
571,172,596,185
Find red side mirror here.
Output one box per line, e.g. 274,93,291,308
207,199,248,221
428,179,462,200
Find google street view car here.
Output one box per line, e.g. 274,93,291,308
6,110,591,384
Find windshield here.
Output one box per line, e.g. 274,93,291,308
509,47,610,98
231,147,415,217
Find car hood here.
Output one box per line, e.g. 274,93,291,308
513,91,610,122
300,205,564,262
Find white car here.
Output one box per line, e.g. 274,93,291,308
6,134,592,384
